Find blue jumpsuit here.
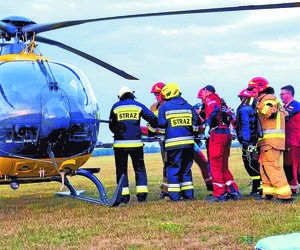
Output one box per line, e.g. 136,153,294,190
158,96,200,201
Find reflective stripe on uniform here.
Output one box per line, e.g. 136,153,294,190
113,140,143,148
259,129,285,140
225,180,234,186
275,185,291,195
122,187,130,195
165,109,192,118
181,181,194,191
261,105,270,115
263,129,285,134
263,186,274,195
193,125,200,131
136,185,149,193
168,183,181,192
260,100,279,115
213,182,224,188
113,105,142,121
165,136,194,148
276,112,281,129
158,128,166,134
250,176,261,180
113,105,142,113
259,134,285,140
148,125,156,132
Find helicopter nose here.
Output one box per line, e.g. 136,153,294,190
41,95,70,139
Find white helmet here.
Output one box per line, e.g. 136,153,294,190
118,86,134,98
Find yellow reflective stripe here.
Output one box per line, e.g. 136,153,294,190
259,133,285,140
148,125,156,132
169,187,181,192
166,113,192,119
276,112,281,130
168,184,180,192
114,143,143,148
136,185,149,193
122,187,130,195
275,185,291,195
261,105,270,115
165,140,194,148
249,97,254,106
113,105,142,113
265,100,278,105
263,186,274,194
181,185,194,191
250,176,261,180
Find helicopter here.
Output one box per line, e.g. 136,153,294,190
0,2,299,207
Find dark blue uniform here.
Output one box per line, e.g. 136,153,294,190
109,96,157,203
158,96,200,201
236,97,261,196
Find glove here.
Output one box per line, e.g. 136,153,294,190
204,125,210,139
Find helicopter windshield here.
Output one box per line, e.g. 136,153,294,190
50,61,99,118
0,60,99,121
0,61,45,118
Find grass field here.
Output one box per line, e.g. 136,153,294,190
0,147,299,249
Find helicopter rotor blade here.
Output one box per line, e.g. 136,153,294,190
22,2,300,34
0,21,18,35
35,36,138,80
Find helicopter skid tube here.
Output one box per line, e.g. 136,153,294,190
53,169,125,207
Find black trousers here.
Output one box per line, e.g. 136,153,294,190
114,147,148,202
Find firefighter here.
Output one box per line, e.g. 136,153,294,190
248,77,293,203
109,86,158,205
236,88,262,198
198,85,241,202
141,82,169,199
280,85,300,196
193,103,213,191
158,83,200,201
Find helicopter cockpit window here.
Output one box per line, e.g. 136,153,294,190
0,61,46,116
49,62,99,118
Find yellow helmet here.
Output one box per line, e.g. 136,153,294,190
161,83,180,99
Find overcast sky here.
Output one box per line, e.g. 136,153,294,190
2,0,300,142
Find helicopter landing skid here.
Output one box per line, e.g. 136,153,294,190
53,169,125,207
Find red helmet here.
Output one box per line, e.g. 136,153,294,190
197,88,205,99
248,77,270,92
238,89,254,98
151,82,165,93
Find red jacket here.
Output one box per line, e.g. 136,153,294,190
284,100,300,146
203,93,229,131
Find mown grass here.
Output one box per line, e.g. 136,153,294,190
0,147,299,249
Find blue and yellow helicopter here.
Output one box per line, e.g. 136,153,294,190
0,2,298,206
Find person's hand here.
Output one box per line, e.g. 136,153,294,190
204,125,210,139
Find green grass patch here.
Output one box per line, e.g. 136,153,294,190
0,149,299,249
